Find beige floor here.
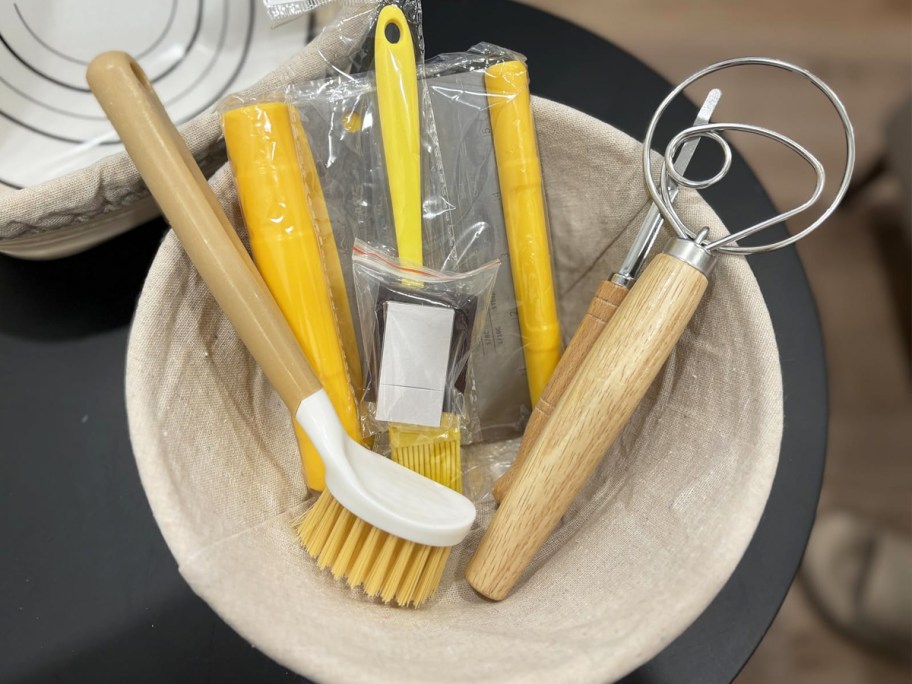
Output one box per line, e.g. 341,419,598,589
517,1,912,681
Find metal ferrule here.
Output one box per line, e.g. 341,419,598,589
662,237,717,276
610,272,634,288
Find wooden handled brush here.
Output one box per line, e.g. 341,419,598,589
465,246,711,600
88,51,476,607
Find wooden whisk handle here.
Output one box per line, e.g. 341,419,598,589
466,253,709,600
492,280,628,503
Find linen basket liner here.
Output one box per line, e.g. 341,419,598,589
125,91,782,684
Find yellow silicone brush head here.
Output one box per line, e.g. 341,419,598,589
389,413,462,492
295,491,450,607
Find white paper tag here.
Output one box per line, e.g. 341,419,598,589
376,302,454,427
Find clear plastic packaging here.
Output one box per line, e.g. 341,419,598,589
284,66,452,271
281,43,561,443
351,240,498,447
220,100,365,492
425,45,562,442
261,0,424,78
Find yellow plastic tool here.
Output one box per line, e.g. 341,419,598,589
222,102,363,491
287,107,364,399
375,5,461,492
375,4,422,267
485,60,562,406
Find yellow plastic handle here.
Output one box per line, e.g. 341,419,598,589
222,103,363,491
485,60,562,406
375,4,422,266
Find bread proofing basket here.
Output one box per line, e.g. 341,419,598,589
123,77,782,684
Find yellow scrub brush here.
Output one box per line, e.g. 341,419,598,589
88,51,475,607
374,5,462,492
221,101,364,492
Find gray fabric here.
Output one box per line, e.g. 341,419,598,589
0,9,371,242
125,97,783,683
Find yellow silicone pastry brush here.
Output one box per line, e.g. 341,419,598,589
484,60,562,409
375,5,461,492
221,101,364,492
88,51,475,607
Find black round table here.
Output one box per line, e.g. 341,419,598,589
0,1,826,681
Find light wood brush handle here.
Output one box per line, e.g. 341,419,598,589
87,52,323,411
465,252,709,600
491,279,628,503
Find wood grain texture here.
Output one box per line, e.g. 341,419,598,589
466,254,708,600
87,53,324,411
492,279,628,502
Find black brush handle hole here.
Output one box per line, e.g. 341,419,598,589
384,21,401,44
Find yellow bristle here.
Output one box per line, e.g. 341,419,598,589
414,546,450,605
380,540,418,603
332,516,370,580
397,542,431,604
347,525,385,588
295,492,453,606
316,504,356,569
363,533,402,598
296,491,339,551
452,444,462,491
389,415,462,492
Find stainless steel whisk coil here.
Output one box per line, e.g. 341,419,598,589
642,57,856,255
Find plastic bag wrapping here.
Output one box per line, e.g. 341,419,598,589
424,44,562,444
219,100,365,492
351,241,498,450
281,43,560,446
261,0,424,77
285,70,453,274
217,39,560,495
461,438,520,505
262,0,343,27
